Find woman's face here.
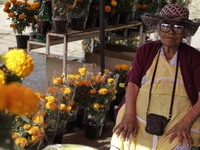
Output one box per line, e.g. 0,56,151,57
158,20,186,47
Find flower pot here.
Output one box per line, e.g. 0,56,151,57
52,19,68,33
83,119,104,140
119,12,131,24
86,16,97,28
71,16,88,30
16,35,30,49
107,13,120,25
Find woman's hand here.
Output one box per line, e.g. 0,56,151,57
166,120,193,147
113,115,138,141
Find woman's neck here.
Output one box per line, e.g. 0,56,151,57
163,45,178,62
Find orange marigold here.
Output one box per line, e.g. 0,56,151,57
19,14,26,19
111,0,117,7
105,5,111,12
8,12,14,18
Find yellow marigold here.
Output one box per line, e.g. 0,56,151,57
32,115,44,124
28,126,40,135
121,64,129,70
0,70,6,85
15,137,28,147
119,83,125,88
111,0,117,7
5,49,34,77
115,65,122,70
0,83,39,115
46,102,57,110
4,2,11,8
10,23,15,28
58,103,66,111
19,14,26,19
8,12,14,18
47,87,58,93
107,78,114,83
78,68,86,76
23,124,31,130
115,40,119,44
53,77,63,85
90,89,97,94
93,103,100,108
98,88,108,95
35,92,42,99
12,132,18,139
45,96,55,102
60,87,71,94
65,105,72,112
105,5,111,12
31,131,44,142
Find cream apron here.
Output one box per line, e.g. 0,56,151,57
110,52,200,150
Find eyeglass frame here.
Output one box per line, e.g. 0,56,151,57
160,23,185,34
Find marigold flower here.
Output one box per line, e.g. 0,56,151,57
4,2,11,8
10,23,15,28
105,5,111,12
0,83,39,115
58,103,66,111
53,77,63,85
15,137,28,147
98,88,108,95
0,70,6,85
23,124,31,130
60,87,71,94
111,0,117,7
141,4,147,9
31,131,44,142
111,95,117,100
65,105,72,112
45,96,55,102
115,65,122,70
136,4,141,9
28,126,41,136
108,78,114,83
90,89,97,94
12,132,18,138
68,100,75,106
67,4,73,9
100,104,105,108
8,12,14,17
32,115,44,124
10,0,16,3
93,103,100,108
84,81,91,87
47,87,58,93
121,64,129,70
119,83,125,88
5,49,34,77
78,68,86,76
46,102,57,110
19,14,26,19
33,2,40,8
37,110,46,116
77,80,85,86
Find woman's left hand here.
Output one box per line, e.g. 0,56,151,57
165,120,193,147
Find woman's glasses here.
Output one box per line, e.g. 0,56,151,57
160,23,184,34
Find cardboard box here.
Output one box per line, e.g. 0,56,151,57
85,43,137,70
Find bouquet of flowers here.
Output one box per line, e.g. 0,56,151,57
83,69,119,139
3,0,40,35
0,49,40,149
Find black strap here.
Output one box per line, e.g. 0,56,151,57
146,50,179,121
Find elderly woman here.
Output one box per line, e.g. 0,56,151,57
110,4,200,150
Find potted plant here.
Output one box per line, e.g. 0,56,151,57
52,0,77,33
3,0,40,48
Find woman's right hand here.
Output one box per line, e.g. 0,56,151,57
113,115,138,141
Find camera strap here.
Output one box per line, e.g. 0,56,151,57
146,49,179,121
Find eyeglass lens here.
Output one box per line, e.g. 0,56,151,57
160,23,184,34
